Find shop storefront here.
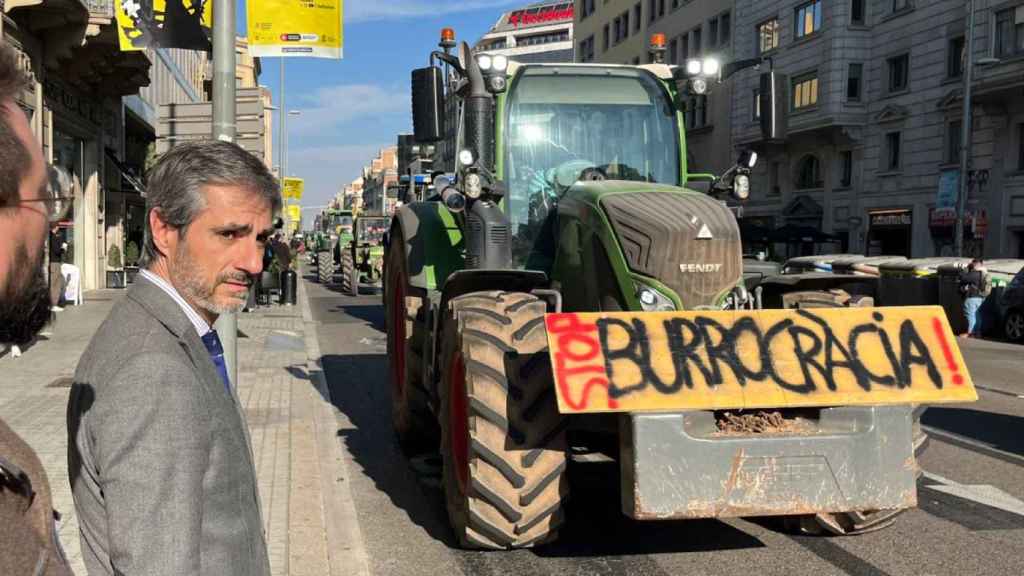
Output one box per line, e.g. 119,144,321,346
867,210,913,257
929,208,987,258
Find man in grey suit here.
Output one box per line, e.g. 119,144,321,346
68,140,280,575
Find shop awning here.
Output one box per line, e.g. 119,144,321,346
104,149,145,196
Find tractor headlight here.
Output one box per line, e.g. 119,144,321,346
734,174,751,200
487,75,507,93
690,78,709,95
458,149,475,166
701,57,721,77
686,59,703,76
477,54,492,71
464,172,483,199
636,284,676,312
492,55,509,72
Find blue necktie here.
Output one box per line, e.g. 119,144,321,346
201,330,232,394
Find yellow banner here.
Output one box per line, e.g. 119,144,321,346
545,307,977,414
246,0,344,59
282,177,304,200
115,0,213,52
287,204,301,222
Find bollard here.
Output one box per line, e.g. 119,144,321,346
280,269,297,306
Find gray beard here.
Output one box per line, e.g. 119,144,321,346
173,243,250,317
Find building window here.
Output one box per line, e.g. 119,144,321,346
580,0,596,20
1014,122,1024,170
947,120,962,164
947,36,965,78
613,17,621,44
795,0,823,39
633,56,641,65
686,95,708,129
885,131,902,171
793,73,819,109
680,33,689,60
692,27,702,56
648,0,656,24
622,11,630,39
669,38,678,64
887,53,909,93
1019,123,1024,170
796,155,823,189
995,7,1024,59
658,0,666,19
709,17,719,48
603,24,610,51
721,11,731,45
634,3,642,32
892,0,910,13
851,0,865,25
847,63,863,101
758,18,780,53
840,151,854,187
578,35,595,62
752,90,761,119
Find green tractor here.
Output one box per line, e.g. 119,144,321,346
312,208,353,284
384,34,971,550
339,214,389,296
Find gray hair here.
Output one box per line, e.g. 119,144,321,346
140,140,281,267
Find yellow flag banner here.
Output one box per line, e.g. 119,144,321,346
282,177,304,200
287,204,301,223
115,0,213,52
545,306,977,414
246,0,344,59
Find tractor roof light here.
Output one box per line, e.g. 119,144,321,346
441,27,456,43
650,33,666,49
686,59,703,76
492,54,509,72
458,149,475,166
477,54,493,71
701,57,721,77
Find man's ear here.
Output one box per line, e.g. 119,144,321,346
148,208,178,259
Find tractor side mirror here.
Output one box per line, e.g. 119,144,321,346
412,66,445,142
758,71,786,141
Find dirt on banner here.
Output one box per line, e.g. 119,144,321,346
714,410,815,436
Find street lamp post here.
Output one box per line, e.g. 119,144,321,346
286,110,302,177
954,0,977,257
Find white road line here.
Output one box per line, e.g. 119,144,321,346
921,471,1024,518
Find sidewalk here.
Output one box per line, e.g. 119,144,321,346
0,276,364,575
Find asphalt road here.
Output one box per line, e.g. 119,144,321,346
307,275,1024,576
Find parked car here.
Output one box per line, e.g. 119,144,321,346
998,268,1024,342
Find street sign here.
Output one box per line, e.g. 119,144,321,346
287,204,301,223
546,307,977,414
282,177,304,200
937,169,959,210
115,0,213,51
246,0,344,58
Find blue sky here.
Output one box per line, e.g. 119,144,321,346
235,0,525,216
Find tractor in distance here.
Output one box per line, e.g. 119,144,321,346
311,208,353,284
339,214,389,296
383,29,976,549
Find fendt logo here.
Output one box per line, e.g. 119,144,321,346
679,263,723,273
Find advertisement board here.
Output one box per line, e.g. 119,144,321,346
246,0,344,58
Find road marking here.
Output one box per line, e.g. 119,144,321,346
921,471,1024,518
973,384,1024,398
922,425,1024,468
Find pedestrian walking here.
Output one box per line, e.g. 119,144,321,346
959,258,990,338
67,140,280,576
0,43,73,576
48,224,66,311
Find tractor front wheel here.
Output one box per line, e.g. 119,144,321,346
316,251,334,284
340,250,357,296
439,291,569,549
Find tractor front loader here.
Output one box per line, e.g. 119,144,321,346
383,30,978,550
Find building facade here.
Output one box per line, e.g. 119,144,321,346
475,0,575,63
731,0,1024,259
574,0,737,176
361,147,399,215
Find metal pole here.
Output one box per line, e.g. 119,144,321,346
955,0,977,257
212,0,238,386
280,57,288,231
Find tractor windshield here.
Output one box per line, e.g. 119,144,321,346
505,67,680,269
357,218,388,245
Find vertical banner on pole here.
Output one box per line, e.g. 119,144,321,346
246,0,344,59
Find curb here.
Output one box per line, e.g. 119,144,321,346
298,276,371,576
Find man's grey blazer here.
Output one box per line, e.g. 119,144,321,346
68,276,270,576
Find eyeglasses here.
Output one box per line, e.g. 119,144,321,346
14,193,74,221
